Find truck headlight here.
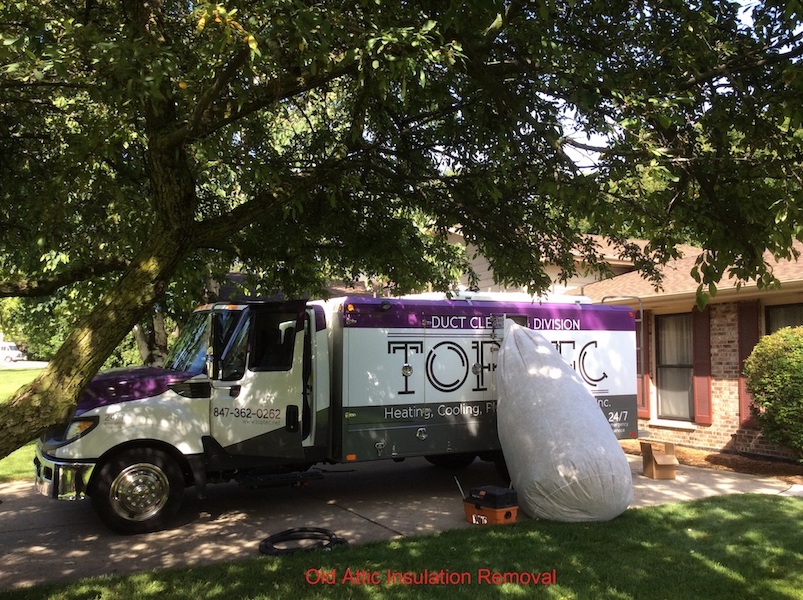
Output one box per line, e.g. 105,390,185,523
63,417,98,443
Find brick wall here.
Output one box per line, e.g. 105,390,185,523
638,303,798,460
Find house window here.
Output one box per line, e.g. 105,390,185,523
766,303,803,334
656,314,694,421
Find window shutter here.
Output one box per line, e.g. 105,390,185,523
692,307,712,425
738,301,760,427
637,311,651,419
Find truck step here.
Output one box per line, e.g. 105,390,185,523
236,469,324,489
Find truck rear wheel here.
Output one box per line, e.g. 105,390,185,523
425,452,476,470
91,448,184,534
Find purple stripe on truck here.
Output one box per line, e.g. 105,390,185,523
339,297,635,332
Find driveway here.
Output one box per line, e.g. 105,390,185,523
0,455,798,591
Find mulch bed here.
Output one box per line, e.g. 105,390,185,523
620,439,803,485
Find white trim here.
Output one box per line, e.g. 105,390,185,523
647,418,698,431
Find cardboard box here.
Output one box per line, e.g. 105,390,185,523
463,485,518,525
641,441,680,480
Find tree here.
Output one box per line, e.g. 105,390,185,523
1,0,802,459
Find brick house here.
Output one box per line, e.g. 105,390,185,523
578,242,803,460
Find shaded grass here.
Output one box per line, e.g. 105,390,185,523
1,494,801,600
0,369,41,482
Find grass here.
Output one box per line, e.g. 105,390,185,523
0,368,41,399
0,368,42,482
0,440,36,483
0,494,801,600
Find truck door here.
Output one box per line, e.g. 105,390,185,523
210,302,308,458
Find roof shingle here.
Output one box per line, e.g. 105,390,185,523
579,241,803,304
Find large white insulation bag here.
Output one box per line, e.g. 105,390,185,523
497,319,633,522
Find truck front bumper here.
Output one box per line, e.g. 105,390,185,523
34,444,95,501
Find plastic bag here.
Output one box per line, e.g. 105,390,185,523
497,320,632,521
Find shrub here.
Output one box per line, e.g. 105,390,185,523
743,326,803,460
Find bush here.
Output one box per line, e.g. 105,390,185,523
743,326,803,460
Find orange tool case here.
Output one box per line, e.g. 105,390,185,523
463,485,518,525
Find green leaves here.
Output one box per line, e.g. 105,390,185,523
3,0,803,317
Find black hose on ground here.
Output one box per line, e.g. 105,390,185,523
259,527,349,555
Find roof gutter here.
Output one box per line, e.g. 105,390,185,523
593,279,803,311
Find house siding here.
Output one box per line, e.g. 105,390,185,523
638,302,798,460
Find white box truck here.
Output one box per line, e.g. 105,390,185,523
34,293,638,533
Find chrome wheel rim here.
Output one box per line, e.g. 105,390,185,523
109,462,170,522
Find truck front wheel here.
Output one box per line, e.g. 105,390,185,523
91,448,185,534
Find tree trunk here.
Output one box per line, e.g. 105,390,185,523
133,311,169,367
0,231,192,458
0,131,197,459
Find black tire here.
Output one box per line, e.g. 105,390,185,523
425,452,476,470
91,447,185,535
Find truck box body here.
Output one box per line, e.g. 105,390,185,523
33,292,637,533
333,296,637,462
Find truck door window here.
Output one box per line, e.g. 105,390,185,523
165,309,243,375
220,314,251,381
251,311,299,371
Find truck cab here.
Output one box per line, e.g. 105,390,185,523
34,300,329,533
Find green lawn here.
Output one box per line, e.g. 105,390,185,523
0,368,41,398
0,494,801,600
0,368,42,482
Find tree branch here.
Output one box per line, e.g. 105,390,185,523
190,61,360,141
192,190,284,249
180,47,252,143
681,35,803,89
0,258,129,298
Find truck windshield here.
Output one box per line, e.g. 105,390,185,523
164,312,209,374
164,309,242,374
